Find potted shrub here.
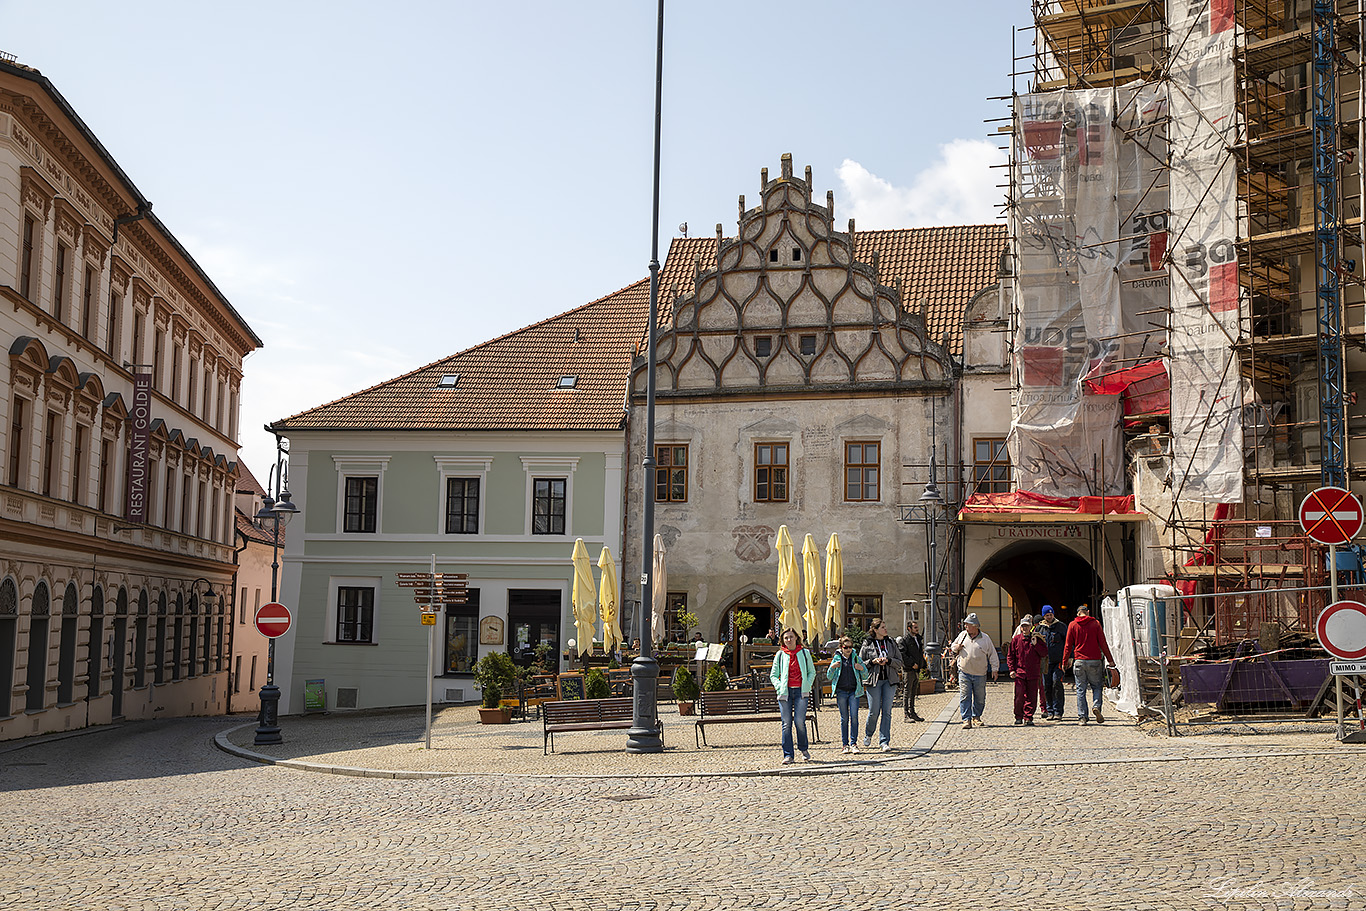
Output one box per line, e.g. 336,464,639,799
677,610,700,641
585,667,610,700
475,651,517,724
702,664,729,693
919,669,936,695
672,665,700,715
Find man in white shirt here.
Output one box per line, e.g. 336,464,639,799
944,612,999,729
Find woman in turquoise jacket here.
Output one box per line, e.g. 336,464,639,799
769,628,817,764
826,635,867,753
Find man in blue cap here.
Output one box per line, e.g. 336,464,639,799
1037,605,1067,720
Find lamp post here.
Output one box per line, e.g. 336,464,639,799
919,458,945,681
627,0,666,754
254,432,299,746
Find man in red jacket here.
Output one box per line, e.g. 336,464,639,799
1062,604,1114,724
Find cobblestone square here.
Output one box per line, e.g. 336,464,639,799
1,688,1359,911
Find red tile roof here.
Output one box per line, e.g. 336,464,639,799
274,281,651,432
235,506,284,546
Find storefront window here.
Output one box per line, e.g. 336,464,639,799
443,588,480,674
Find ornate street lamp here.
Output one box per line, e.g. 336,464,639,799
919,455,945,681
253,433,299,746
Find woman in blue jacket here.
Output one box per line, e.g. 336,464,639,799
769,628,817,764
826,635,867,753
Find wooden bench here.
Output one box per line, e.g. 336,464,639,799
542,697,661,753
695,688,820,747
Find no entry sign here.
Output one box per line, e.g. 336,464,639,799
1317,600,1366,661
254,602,293,639
1298,486,1364,545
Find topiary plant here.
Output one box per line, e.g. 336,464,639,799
474,650,517,709
702,664,729,692
585,667,609,699
676,610,700,639
672,665,700,702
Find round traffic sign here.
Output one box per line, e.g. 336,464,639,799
254,602,292,639
1316,600,1366,660
1298,486,1364,545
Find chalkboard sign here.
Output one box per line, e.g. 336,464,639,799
557,672,585,700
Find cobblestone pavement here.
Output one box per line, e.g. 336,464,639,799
2,684,1360,911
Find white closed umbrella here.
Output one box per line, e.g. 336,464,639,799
651,534,667,645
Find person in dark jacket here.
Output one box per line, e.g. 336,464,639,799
1006,614,1049,725
900,620,926,722
1037,605,1067,720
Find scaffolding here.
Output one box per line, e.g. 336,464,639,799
1006,0,1366,640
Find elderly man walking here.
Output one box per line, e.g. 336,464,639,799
1063,604,1115,724
944,612,998,729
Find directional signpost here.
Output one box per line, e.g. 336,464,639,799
397,559,469,749
1301,488,1366,742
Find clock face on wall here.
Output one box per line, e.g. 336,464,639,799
479,616,505,645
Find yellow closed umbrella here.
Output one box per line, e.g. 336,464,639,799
598,545,623,655
802,533,824,644
775,525,801,633
570,538,597,656
825,533,844,634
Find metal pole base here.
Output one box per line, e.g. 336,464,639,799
254,683,283,745
625,654,663,753
924,640,941,682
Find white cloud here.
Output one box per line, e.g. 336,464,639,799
836,139,1007,229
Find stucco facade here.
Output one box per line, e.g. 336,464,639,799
623,156,956,649
0,60,260,741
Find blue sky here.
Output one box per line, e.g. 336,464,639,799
2,1,1028,475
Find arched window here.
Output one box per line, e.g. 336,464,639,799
56,582,79,704
26,582,50,712
0,579,18,718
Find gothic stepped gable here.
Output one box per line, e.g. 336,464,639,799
640,155,978,398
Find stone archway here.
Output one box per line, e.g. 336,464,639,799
966,540,1102,637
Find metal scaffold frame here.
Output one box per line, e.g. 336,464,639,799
1004,0,1366,635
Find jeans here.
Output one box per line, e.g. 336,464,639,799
958,670,987,721
835,690,860,746
779,687,809,757
864,680,895,746
1045,663,1065,715
1073,659,1105,717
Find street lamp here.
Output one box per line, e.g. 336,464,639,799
919,459,945,681
627,0,666,754
253,433,299,746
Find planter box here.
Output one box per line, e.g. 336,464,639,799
677,701,696,716
478,707,514,724
919,679,936,695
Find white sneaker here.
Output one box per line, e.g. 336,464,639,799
849,744,860,753
880,743,891,752
801,751,812,762
781,756,793,765
862,736,872,748
842,746,851,754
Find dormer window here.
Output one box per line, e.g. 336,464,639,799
769,249,779,263
437,374,460,388
755,336,772,358
799,334,817,356
556,375,578,389
792,247,801,262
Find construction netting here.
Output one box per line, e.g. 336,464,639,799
1009,0,1243,504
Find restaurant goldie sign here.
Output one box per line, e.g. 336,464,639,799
126,371,151,523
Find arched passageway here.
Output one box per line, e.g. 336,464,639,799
966,541,1102,639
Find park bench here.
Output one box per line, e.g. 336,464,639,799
542,697,661,753
694,688,820,747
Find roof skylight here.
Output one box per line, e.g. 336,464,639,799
556,375,578,389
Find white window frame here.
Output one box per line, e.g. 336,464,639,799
325,576,382,645
520,456,579,537
333,455,390,534
434,456,492,535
